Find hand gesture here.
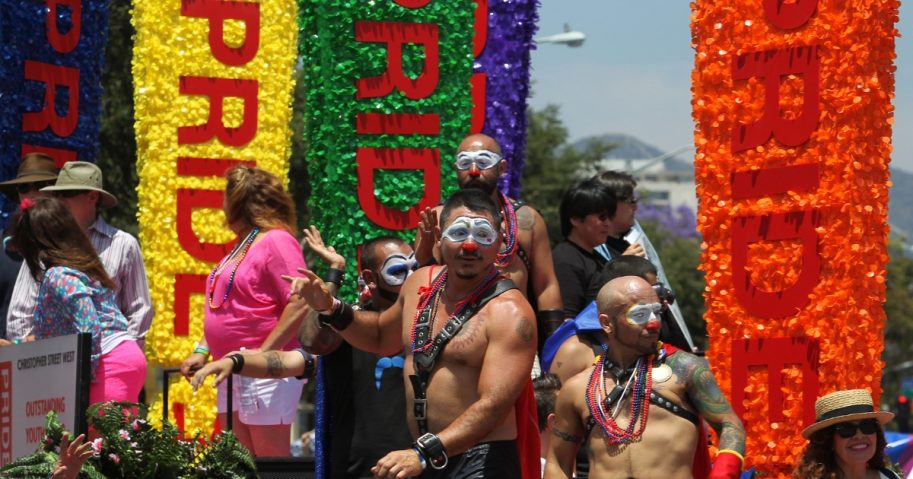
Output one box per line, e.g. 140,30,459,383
180,352,207,381
623,242,646,257
302,225,345,269
371,448,425,479
52,433,93,479
191,357,233,391
413,207,439,265
283,268,333,312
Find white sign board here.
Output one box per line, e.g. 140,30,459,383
0,334,89,466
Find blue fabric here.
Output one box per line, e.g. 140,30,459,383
315,358,329,479
539,301,601,372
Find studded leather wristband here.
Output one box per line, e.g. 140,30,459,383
414,432,447,470
317,300,354,331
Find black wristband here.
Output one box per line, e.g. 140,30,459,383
537,309,567,337
302,352,317,379
324,268,345,285
318,301,355,331
227,354,245,374
414,433,448,470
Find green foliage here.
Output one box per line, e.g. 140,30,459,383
522,104,613,243
638,219,708,351
0,403,256,479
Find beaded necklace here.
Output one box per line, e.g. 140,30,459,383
208,227,260,309
410,267,500,354
585,344,655,445
495,194,518,268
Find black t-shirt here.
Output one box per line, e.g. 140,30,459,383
324,341,412,478
552,240,607,318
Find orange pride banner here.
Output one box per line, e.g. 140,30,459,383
691,0,898,475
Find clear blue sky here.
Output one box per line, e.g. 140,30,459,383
529,1,913,173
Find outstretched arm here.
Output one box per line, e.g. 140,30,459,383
286,268,404,356
296,226,345,355
191,349,313,390
412,206,441,266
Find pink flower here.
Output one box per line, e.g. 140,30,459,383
132,420,141,431
118,429,130,440
108,453,120,465
91,438,103,455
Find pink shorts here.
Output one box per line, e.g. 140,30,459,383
217,376,304,426
89,340,147,404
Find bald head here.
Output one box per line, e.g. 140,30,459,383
457,133,502,156
597,276,656,317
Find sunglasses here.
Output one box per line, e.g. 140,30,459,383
620,196,638,205
52,189,87,199
454,150,502,171
832,419,879,438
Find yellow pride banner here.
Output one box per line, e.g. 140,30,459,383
133,0,298,435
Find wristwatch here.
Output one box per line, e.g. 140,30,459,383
414,432,448,470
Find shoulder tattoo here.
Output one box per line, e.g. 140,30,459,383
515,317,534,343
516,206,535,231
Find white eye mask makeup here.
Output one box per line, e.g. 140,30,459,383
379,253,418,286
625,303,662,325
441,216,498,246
455,149,502,171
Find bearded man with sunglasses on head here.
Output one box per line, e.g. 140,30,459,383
415,134,565,349
289,189,540,479
545,276,745,479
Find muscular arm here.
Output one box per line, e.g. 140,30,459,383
544,371,587,479
296,281,343,355
191,349,309,390
436,293,537,456
524,207,563,312
671,353,746,454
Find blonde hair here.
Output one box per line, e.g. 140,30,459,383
224,166,296,234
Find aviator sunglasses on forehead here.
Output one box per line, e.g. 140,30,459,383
441,217,498,246
380,253,418,286
455,149,502,171
831,419,879,438
625,303,662,325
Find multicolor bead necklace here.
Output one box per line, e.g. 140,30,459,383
208,227,260,309
585,346,654,445
410,267,500,354
495,193,518,268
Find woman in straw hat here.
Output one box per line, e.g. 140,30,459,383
6,196,147,405
795,389,899,479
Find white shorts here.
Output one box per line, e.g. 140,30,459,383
216,375,304,426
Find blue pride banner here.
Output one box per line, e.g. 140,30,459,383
0,0,109,224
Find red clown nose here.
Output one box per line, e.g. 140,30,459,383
468,165,481,177
644,318,661,332
461,241,479,253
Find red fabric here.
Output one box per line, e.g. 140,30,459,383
514,379,540,479
709,451,743,479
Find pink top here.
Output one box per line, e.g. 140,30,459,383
203,228,306,359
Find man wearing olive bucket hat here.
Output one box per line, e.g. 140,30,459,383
6,161,154,352
795,389,900,479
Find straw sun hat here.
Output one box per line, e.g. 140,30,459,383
801,389,894,438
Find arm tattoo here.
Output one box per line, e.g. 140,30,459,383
671,354,747,452
515,317,534,343
517,207,535,230
265,351,285,378
552,427,583,444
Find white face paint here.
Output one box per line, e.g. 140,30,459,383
624,303,662,326
455,149,502,171
441,216,498,246
379,252,418,286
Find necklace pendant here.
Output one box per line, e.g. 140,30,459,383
652,364,672,383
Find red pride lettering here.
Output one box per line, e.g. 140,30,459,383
21,144,77,167
45,0,82,54
356,147,441,230
177,76,258,146
470,0,488,133
0,362,11,464
731,46,819,153
355,21,439,100
21,61,80,137
763,0,818,30
175,188,235,262
173,274,207,336
181,0,260,66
